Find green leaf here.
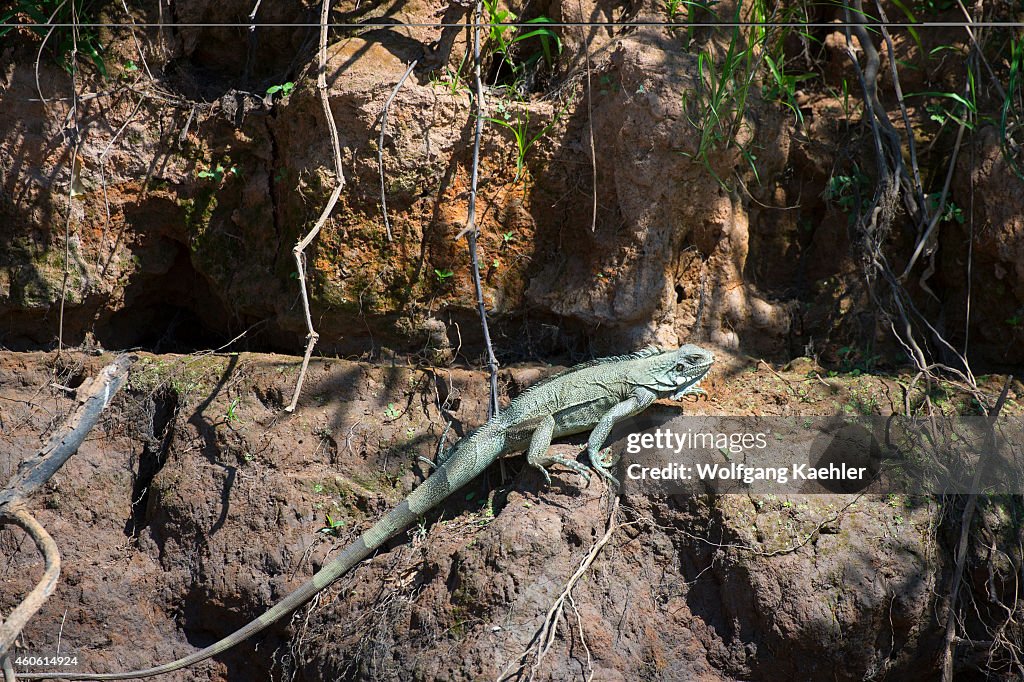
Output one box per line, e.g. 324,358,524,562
889,0,922,53
905,90,976,112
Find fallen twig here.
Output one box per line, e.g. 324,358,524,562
0,354,136,508
497,496,627,681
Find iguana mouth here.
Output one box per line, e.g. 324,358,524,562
669,362,713,400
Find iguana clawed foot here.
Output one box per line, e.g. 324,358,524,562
530,455,592,486
671,382,707,401
588,447,621,488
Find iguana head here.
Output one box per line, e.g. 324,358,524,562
646,344,715,400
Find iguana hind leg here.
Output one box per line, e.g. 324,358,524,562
527,415,591,484
419,421,454,470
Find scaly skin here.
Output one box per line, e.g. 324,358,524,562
19,344,713,680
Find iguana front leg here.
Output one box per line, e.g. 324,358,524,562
588,388,658,486
527,415,591,484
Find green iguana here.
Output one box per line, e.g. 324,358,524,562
20,344,714,680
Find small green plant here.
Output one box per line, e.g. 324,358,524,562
225,398,241,424
482,0,561,81
836,345,880,374
430,51,470,95
913,0,956,13
925,194,964,224
197,163,238,183
484,98,559,180
823,167,871,213
1001,36,1024,180
762,53,815,125
319,513,345,536
678,0,814,188
383,402,400,420
663,0,686,23
680,5,761,187
597,73,619,95
662,0,718,44
910,67,980,131
434,268,454,283
1,0,107,76
501,231,514,245
266,81,295,98
838,78,855,120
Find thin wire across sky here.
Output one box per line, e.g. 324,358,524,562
1,21,1022,28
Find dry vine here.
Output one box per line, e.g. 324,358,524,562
840,0,1021,676
454,1,501,418
377,59,418,243
576,0,597,233
285,0,346,413
0,355,135,665
497,495,627,682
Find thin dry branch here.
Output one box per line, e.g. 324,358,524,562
286,0,345,413
118,0,154,80
577,0,597,233
940,376,1014,682
56,4,83,355
377,59,418,242
0,354,135,508
34,1,67,110
454,1,500,418
497,496,627,681
954,0,1007,102
244,0,263,79
57,140,80,355
901,120,966,280
872,0,926,217
0,354,134,660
